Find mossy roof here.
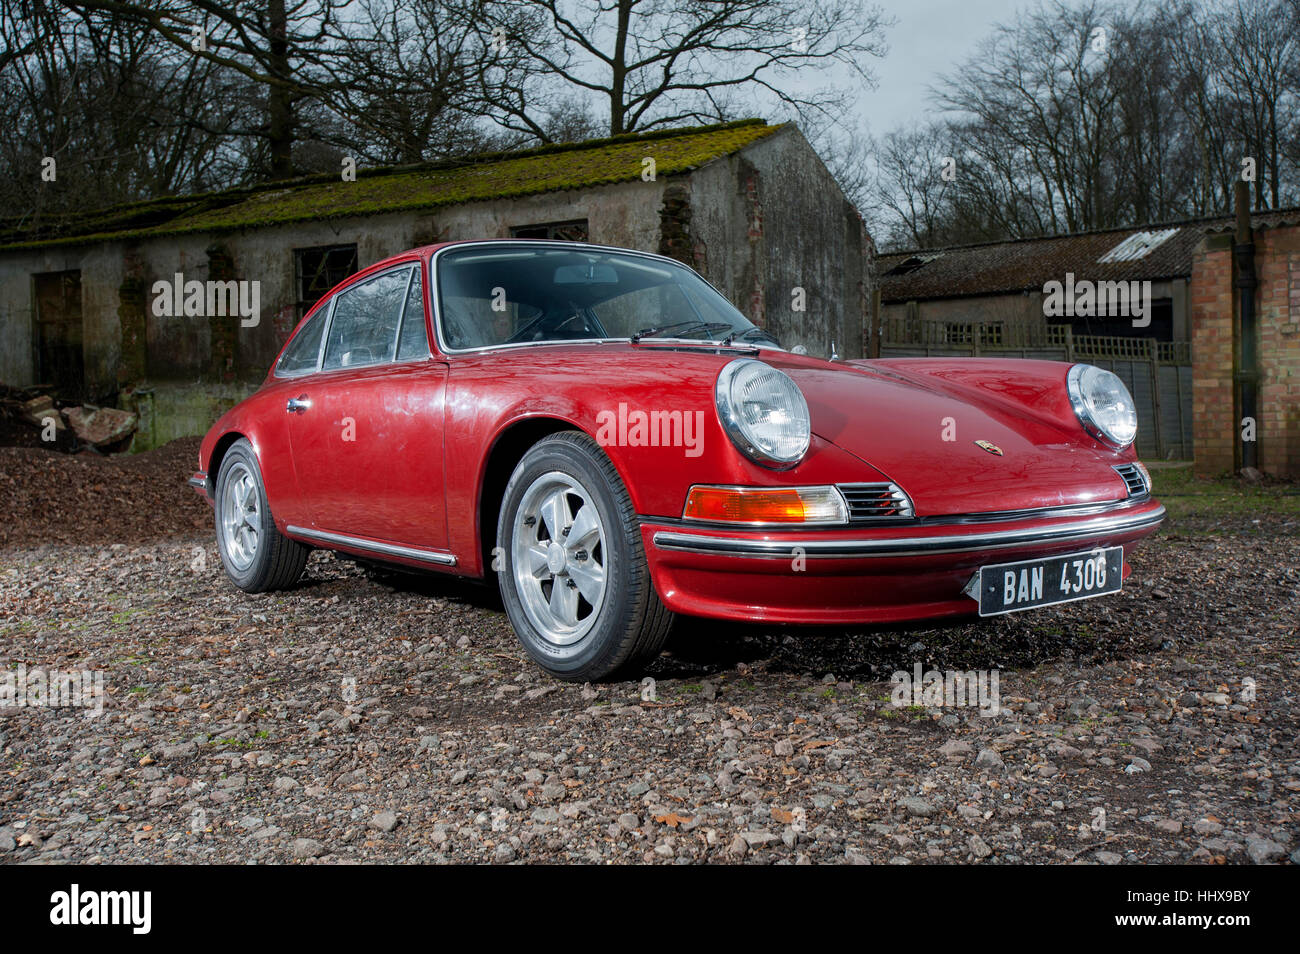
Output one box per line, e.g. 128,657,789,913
0,119,780,252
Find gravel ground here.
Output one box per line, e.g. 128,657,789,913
0,443,1297,864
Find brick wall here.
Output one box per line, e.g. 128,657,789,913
1191,238,1236,476
1192,226,1300,478
1255,228,1300,477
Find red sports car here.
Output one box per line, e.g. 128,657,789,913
192,240,1165,681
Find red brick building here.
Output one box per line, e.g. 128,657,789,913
1191,211,1300,478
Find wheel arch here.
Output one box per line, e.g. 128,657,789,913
207,430,250,484
475,415,645,577
476,417,585,576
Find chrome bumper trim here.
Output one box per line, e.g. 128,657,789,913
286,525,457,566
651,505,1166,559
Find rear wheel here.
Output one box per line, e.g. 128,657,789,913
496,432,673,681
215,438,308,592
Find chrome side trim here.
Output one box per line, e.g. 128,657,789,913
285,525,457,566
651,505,1165,559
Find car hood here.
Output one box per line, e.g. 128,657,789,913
762,354,1135,516
459,343,1135,516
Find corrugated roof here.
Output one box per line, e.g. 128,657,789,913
879,207,1300,302
0,119,781,252
1096,227,1181,263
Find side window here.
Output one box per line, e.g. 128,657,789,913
322,267,410,371
396,268,430,360
276,304,329,376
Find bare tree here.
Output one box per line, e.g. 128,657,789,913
316,0,544,165
60,0,362,179
872,0,1300,249
1212,0,1299,208
869,124,958,249
0,0,235,226
481,0,891,139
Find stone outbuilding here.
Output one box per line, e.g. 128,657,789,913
0,119,874,448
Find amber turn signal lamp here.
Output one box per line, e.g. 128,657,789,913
682,485,847,525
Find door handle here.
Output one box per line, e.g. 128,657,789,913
286,395,311,414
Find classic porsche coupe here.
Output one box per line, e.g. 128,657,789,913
192,240,1165,680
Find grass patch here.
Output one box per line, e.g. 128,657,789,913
1148,465,1300,520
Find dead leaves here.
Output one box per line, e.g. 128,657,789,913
653,812,692,828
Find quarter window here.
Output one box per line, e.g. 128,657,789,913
396,269,430,360
276,304,329,376
322,267,411,371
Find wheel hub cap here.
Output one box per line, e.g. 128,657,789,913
511,471,608,647
219,462,260,572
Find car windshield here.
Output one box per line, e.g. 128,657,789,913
435,244,776,350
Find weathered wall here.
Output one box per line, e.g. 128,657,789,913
0,178,671,396
0,147,874,445
434,177,667,250
882,293,1043,326
1192,227,1300,478
124,380,260,452
0,242,127,393
686,127,871,359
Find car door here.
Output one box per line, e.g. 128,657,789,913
285,262,450,551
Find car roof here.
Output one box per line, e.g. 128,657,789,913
372,238,683,271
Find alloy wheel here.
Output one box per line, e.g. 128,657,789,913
510,470,608,646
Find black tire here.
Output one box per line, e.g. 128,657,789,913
214,438,308,592
496,431,673,681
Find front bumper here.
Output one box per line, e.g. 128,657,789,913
642,497,1165,624
189,471,211,500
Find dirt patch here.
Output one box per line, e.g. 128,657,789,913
0,438,209,548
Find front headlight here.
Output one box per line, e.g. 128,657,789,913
1068,364,1137,448
715,358,811,468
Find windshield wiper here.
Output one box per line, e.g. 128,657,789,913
720,326,781,347
630,320,733,343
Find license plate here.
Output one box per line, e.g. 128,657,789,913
969,547,1123,616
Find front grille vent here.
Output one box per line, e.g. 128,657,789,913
1113,463,1149,497
838,483,915,520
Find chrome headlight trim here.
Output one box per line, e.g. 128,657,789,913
1067,363,1138,449
715,358,812,469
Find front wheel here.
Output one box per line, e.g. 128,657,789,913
496,432,673,681
214,438,308,592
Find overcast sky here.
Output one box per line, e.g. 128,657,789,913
857,0,1030,133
